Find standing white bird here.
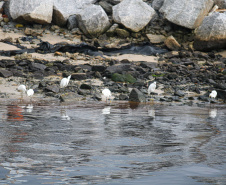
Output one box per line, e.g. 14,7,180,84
17,84,27,98
27,89,34,97
60,75,71,92
148,81,156,96
27,89,34,103
102,88,112,102
209,90,217,99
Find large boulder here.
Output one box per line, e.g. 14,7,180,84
8,0,53,24
129,88,146,102
53,0,95,27
159,0,214,29
112,0,156,32
76,4,111,38
215,0,226,8
193,12,226,51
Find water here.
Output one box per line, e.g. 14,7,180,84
0,101,225,185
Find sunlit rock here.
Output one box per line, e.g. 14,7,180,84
159,0,214,29
113,0,156,32
76,4,111,38
9,0,53,24
193,12,226,51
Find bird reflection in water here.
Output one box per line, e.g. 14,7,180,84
148,108,155,119
102,106,111,115
209,108,217,119
60,109,70,120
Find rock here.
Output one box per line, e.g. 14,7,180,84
174,90,185,97
115,28,130,38
112,0,156,32
129,88,146,102
111,73,136,83
24,28,43,36
80,83,92,90
53,0,94,27
193,12,226,51
159,0,214,29
106,24,119,37
106,64,131,74
76,4,111,38
215,0,226,8
67,15,78,30
92,65,106,72
99,0,113,14
45,85,60,93
9,0,53,24
30,62,47,71
0,69,13,78
152,0,165,10
60,92,83,102
164,35,181,50
119,94,129,100
146,34,166,44
71,73,87,80
217,89,226,102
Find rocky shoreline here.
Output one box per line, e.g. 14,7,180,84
0,0,226,106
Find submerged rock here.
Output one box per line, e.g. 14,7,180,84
113,0,155,32
193,12,226,51
159,0,214,29
9,0,53,24
129,88,146,102
76,4,111,38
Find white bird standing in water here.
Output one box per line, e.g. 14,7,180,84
148,81,156,96
17,84,27,98
102,88,112,102
209,90,217,99
60,75,71,91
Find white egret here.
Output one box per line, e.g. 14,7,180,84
60,75,71,92
209,90,217,99
102,88,112,102
27,89,34,103
17,84,26,98
148,81,156,96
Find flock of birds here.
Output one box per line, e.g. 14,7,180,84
16,75,218,103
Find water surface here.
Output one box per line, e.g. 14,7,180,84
0,101,225,184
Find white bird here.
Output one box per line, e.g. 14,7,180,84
209,90,217,99
102,88,112,102
148,81,156,96
60,75,71,90
27,89,34,97
17,84,27,98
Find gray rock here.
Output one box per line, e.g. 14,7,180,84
9,0,53,24
31,62,47,71
67,15,78,30
60,92,83,102
0,69,13,78
215,0,226,8
99,0,113,14
146,34,166,44
113,0,156,32
71,73,87,80
159,0,214,29
106,64,131,74
174,90,185,97
53,0,95,27
129,88,146,102
152,0,165,10
45,85,60,93
76,4,111,38
193,12,226,51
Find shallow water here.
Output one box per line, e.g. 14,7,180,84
0,101,225,185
